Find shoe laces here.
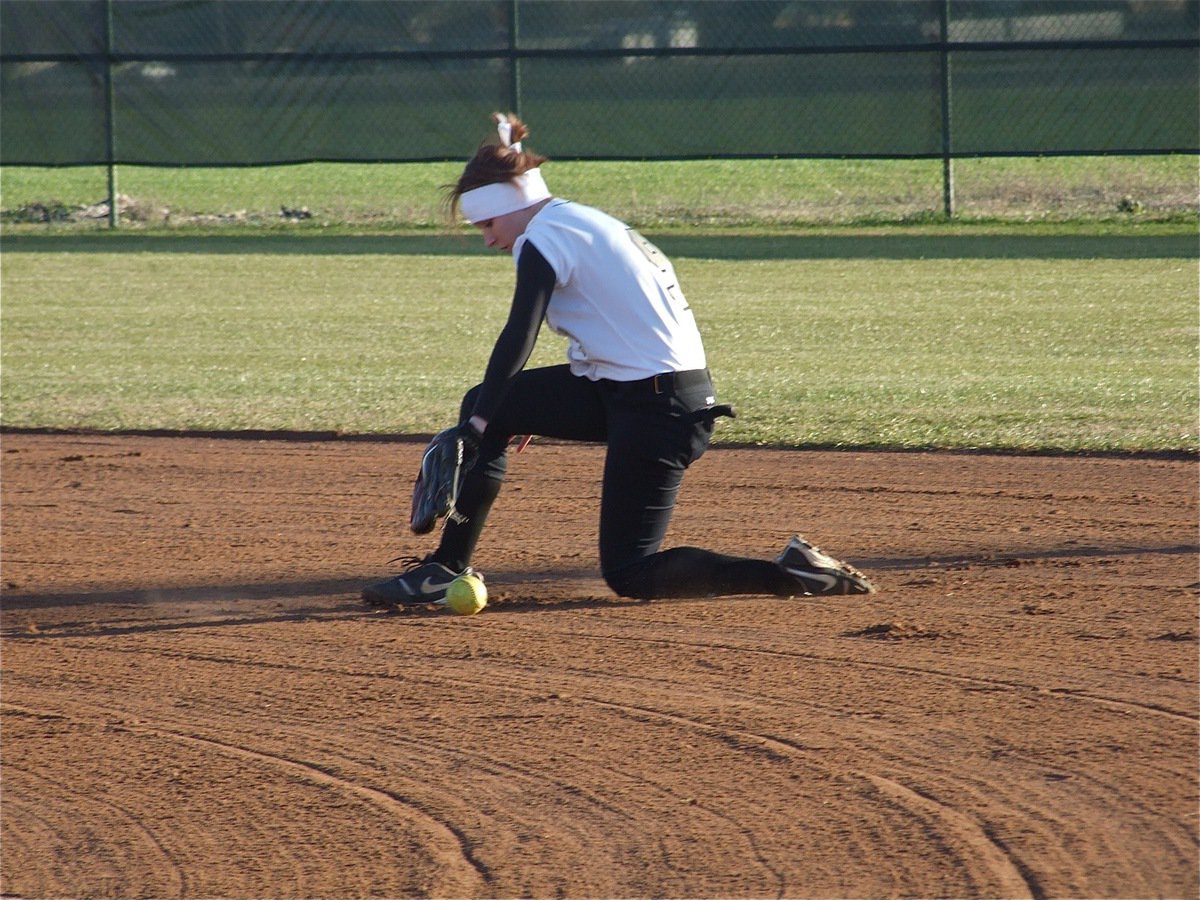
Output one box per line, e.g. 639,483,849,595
386,554,433,572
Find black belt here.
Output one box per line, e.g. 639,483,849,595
621,368,713,396
610,369,737,420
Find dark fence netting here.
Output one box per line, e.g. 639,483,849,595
1,0,1196,166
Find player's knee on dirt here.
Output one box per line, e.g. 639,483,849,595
601,560,655,600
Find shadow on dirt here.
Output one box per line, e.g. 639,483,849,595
1,577,371,611
5,541,1196,611
3,540,1195,636
857,542,1199,571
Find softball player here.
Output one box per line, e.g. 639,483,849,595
363,115,874,606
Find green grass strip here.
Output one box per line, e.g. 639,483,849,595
3,156,1196,228
2,227,1195,452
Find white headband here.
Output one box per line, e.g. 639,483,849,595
459,168,551,224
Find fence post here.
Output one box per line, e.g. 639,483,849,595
508,0,522,116
939,0,955,218
103,0,118,228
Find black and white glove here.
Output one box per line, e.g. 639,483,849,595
454,420,483,476
409,421,484,535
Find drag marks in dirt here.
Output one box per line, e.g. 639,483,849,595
395,635,1019,897
5,586,1196,898
0,618,1031,897
468,613,1199,724
2,708,190,898
860,773,1037,899
531,688,1038,896
2,435,1196,897
1,692,490,898
431,608,1197,897
143,724,492,896
4,594,1195,898
5,632,798,896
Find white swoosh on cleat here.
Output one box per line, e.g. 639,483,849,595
787,570,839,592
419,577,447,595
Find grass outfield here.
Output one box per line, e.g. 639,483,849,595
2,225,1195,452
3,156,1197,227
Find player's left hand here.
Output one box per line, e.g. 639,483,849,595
455,421,483,474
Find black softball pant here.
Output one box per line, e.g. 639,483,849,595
435,364,796,599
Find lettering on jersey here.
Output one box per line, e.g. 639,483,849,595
627,229,689,311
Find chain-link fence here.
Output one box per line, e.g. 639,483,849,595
3,0,1197,167
2,0,1195,225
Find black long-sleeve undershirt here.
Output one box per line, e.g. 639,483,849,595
468,242,557,425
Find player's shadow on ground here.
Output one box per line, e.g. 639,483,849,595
0,577,371,639
4,540,1194,636
856,542,1198,571
1,577,371,611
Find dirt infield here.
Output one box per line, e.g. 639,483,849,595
2,432,1197,899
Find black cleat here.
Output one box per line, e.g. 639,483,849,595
362,556,470,607
776,535,875,595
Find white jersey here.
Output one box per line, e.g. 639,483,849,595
512,199,707,382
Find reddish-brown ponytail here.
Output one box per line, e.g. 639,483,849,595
447,113,549,220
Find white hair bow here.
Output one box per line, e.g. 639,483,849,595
493,113,521,152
